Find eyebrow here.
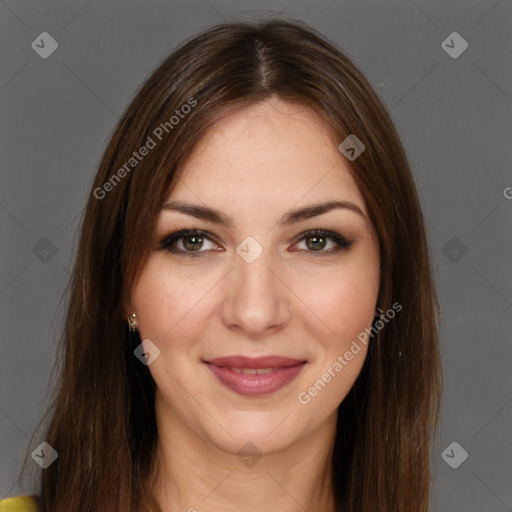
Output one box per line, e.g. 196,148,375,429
160,199,367,227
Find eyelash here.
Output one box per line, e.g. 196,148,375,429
158,228,353,258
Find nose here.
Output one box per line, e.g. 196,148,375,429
221,247,291,338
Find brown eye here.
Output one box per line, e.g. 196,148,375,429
182,234,205,251
294,230,352,254
160,229,219,257
305,235,328,251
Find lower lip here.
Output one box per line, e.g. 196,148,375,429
205,362,307,397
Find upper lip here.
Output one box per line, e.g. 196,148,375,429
204,355,306,369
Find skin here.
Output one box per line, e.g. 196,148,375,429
125,98,381,512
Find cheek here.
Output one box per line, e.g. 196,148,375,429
295,266,376,413
132,255,206,341
295,260,379,346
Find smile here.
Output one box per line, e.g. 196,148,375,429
203,355,307,397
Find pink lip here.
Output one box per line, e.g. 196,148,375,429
205,355,305,368
203,355,307,397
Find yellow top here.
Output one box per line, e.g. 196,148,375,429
0,496,39,512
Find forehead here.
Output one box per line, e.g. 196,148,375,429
168,98,368,217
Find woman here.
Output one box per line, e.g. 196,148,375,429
7,19,441,512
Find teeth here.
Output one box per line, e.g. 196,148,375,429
228,367,278,374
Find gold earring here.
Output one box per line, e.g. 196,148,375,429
128,312,138,332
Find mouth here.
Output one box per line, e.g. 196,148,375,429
203,355,307,397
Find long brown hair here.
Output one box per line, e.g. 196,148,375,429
19,19,442,511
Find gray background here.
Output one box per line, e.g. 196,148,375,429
1,1,511,510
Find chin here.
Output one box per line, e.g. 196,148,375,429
200,408,311,458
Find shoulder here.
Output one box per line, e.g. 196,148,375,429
0,495,40,512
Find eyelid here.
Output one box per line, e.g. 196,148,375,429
158,229,220,253
290,228,352,247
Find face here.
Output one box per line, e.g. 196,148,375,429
126,98,380,458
